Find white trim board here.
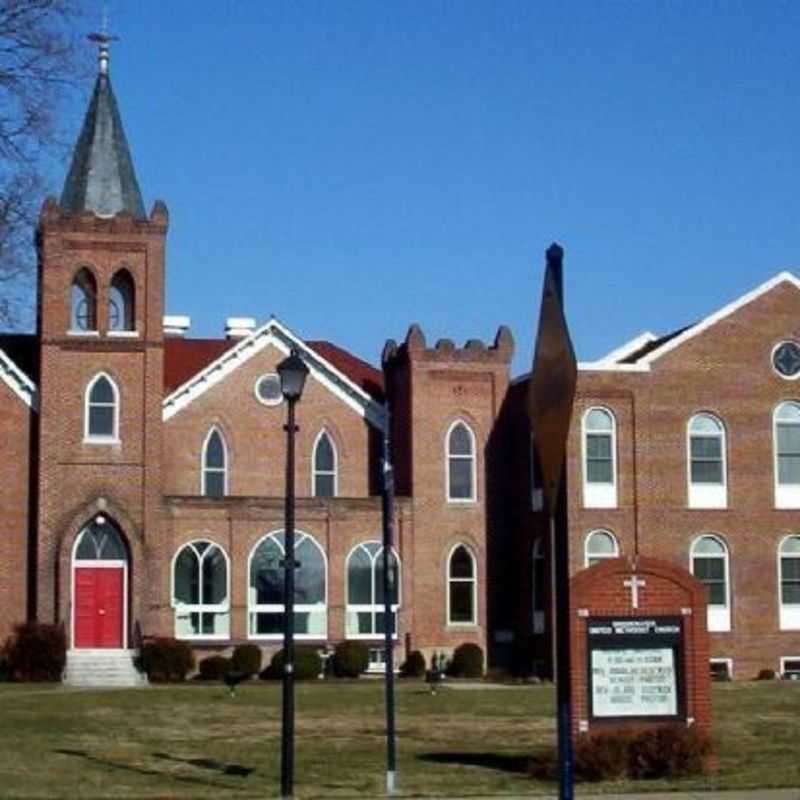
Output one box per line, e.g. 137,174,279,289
162,317,387,431
0,348,37,410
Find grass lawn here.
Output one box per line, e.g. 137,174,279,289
0,680,797,798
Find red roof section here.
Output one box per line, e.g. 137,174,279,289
163,336,384,400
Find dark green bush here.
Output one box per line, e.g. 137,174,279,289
627,726,713,779
262,646,322,681
574,732,632,781
757,668,777,681
232,644,262,676
5,622,66,681
400,650,426,678
141,637,195,682
447,643,484,678
332,641,369,678
197,654,231,680
0,657,9,682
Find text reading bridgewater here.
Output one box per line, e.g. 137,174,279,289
591,647,677,717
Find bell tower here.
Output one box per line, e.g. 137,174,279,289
35,34,167,644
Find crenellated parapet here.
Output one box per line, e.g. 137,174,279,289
38,196,169,236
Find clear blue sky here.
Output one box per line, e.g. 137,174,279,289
53,1,800,374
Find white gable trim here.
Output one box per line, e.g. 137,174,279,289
162,318,386,430
0,348,37,410
587,331,658,367
640,271,800,366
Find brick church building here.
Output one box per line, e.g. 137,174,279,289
0,46,798,683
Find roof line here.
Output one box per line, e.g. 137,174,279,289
640,270,800,366
0,348,38,410
586,331,658,367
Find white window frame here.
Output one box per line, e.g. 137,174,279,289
780,656,800,680
774,402,800,508
584,529,620,568
312,429,338,498
581,407,617,508
709,657,733,680
778,535,800,630
690,534,731,632
201,427,229,497
530,434,544,511
247,530,328,641
445,420,477,503
532,538,546,634
446,543,478,626
687,413,727,509
345,541,401,640
171,540,231,641
83,372,120,444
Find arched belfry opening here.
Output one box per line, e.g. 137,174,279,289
71,517,130,649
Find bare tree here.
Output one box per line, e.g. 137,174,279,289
0,0,87,328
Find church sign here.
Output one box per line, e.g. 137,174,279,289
587,616,683,720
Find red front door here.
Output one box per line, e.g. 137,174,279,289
74,567,124,648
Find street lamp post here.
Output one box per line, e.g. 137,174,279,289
277,348,309,800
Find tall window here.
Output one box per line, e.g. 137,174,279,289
779,535,800,630
202,428,228,497
447,421,476,501
346,542,400,638
448,544,477,624
71,268,97,331
584,529,619,568
249,531,327,638
109,269,135,332
530,435,543,511
172,541,230,638
532,539,546,634
775,402,800,508
582,407,617,508
691,535,730,632
688,413,727,508
84,373,119,442
313,430,337,497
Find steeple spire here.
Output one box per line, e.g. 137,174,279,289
59,32,146,219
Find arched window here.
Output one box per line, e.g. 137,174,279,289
582,407,617,508
774,402,800,508
84,373,119,442
109,269,135,332
172,541,230,638
532,538,546,634
447,544,477,624
71,268,97,332
346,542,400,638
584,529,619,568
688,413,727,508
691,535,731,632
779,535,800,630
202,428,228,497
446,421,476,501
75,518,126,561
248,531,327,639
313,430,337,497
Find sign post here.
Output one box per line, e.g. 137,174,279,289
527,243,578,800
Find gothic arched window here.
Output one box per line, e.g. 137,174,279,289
109,269,135,332
446,421,476,501
345,542,400,638
202,428,228,497
85,373,119,442
172,541,230,638
447,544,477,624
313,430,337,497
71,268,97,332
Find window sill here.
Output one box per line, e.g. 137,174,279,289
247,634,328,641
83,437,121,446
175,635,230,642
346,634,399,641
68,329,100,337
447,621,479,629
108,330,140,338
446,498,479,506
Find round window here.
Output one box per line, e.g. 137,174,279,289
772,341,800,379
255,373,283,406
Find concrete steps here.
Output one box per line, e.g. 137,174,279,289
63,649,148,688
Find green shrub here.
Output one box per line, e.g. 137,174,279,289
232,644,262,676
447,643,484,678
0,657,9,682
141,637,195,682
400,650,426,678
574,732,632,781
332,641,369,678
5,622,66,681
262,646,322,681
197,655,231,680
757,668,777,681
628,726,713,779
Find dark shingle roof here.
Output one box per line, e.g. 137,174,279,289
60,71,146,218
619,325,693,364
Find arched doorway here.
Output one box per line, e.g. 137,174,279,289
71,518,129,649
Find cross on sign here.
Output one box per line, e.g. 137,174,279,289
623,574,646,609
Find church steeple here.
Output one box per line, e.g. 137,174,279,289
59,34,146,219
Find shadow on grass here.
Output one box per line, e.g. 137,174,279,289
417,751,533,774
152,751,254,776
54,748,252,790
